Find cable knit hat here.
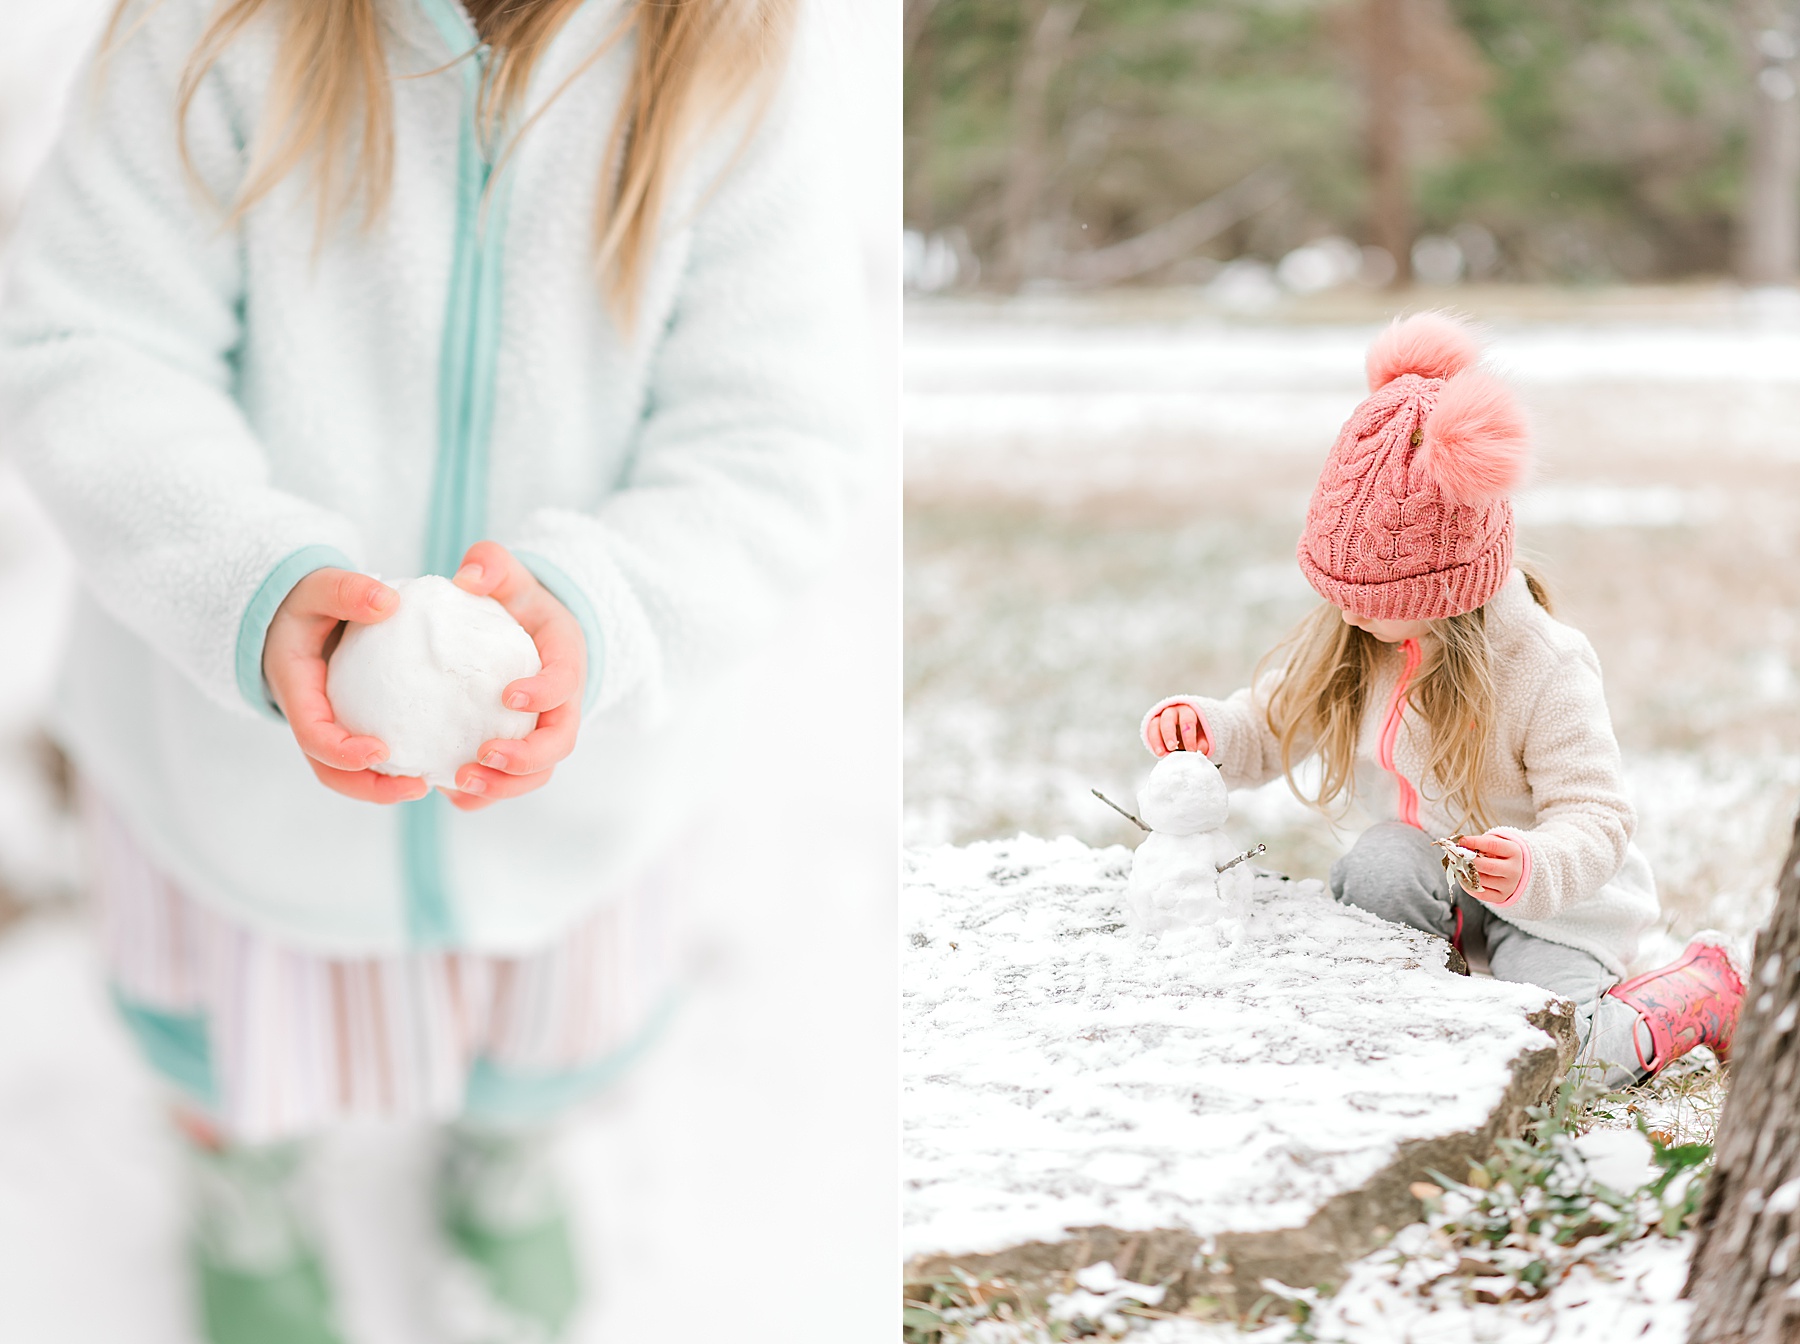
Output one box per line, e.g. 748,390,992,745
1296,312,1531,622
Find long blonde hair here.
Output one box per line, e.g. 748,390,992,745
102,0,797,323
1262,566,1554,833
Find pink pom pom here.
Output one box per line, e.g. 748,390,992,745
1418,370,1531,505
1366,312,1482,391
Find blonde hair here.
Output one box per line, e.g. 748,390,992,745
102,0,797,324
1262,564,1553,833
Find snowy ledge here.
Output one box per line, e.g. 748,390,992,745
902,836,1578,1313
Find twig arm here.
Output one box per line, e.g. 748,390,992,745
1216,843,1265,874
1091,788,1151,833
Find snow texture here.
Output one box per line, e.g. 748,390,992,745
1137,751,1229,834
326,576,540,788
1127,752,1252,930
903,836,1565,1262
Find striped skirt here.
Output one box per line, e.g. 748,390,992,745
87,789,678,1143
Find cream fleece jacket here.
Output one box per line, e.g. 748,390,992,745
1141,572,1659,976
0,0,863,952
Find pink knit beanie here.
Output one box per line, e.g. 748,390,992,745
1296,312,1531,622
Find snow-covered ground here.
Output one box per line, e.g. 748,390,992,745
903,838,1564,1263
0,3,900,1341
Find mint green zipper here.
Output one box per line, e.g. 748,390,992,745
403,0,520,945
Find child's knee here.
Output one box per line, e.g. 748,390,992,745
1329,823,1452,930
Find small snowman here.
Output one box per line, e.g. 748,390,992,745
1113,752,1263,932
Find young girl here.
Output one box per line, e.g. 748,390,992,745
1,0,860,1340
1142,313,1742,1094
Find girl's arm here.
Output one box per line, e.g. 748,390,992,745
1466,640,1634,919
496,52,864,723
1140,671,1290,790
0,4,366,722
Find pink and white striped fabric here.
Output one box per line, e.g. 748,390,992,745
87,790,677,1142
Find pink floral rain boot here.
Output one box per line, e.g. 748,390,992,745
1605,934,1746,1076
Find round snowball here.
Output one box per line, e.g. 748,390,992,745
1137,750,1229,835
325,575,541,788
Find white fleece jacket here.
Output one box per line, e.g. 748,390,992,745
0,0,863,953
1140,572,1659,976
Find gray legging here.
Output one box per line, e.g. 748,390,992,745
1329,822,1647,1088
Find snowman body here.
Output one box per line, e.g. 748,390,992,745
1126,752,1250,931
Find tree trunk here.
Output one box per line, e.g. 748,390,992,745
1739,1,1800,286
996,0,1083,289
1685,808,1800,1341
903,0,940,61
1366,0,1413,287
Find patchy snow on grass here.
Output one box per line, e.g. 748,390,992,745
1120,1229,1694,1343
903,836,1563,1263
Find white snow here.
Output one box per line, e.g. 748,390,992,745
904,307,1800,506
903,835,1564,1262
327,575,540,788
1137,750,1228,832
1571,1127,1659,1195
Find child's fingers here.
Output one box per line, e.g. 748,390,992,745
1178,707,1203,753
272,657,390,771
501,652,581,716
1457,832,1518,859
454,543,589,710
305,756,429,805
1156,711,1180,756
453,542,547,624
475,702,579,777
1469,855,1518,879
294,568,398,625
443,765,555,810
451,540,515,596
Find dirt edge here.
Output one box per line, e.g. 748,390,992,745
903,996,1579,1318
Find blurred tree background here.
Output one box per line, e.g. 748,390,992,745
904,0,1800,288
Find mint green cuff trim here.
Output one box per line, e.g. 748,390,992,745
462,992,678,1123
514,551,605,712
112,990,216,1106
234,545,355,721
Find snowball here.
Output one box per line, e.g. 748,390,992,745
325,575,540,788
1136,751,1229,835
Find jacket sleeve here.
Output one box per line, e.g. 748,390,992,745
1140,668,1293,791
1483,640,1635,922
502,42,866,722
0,1,364,720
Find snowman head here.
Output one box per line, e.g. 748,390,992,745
1137,751,1229,835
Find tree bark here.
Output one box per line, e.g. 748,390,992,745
1366,0,1413,287
1685,808,1800,1341
996,0,1083,289
1739,1,1800,287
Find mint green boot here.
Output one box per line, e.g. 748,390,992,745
434,1123,581,1343
185,1137,345,1344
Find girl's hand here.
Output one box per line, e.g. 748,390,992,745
264,569,429,805
1150,703,1211,757
1457,832,1526,903
444,541,588,812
